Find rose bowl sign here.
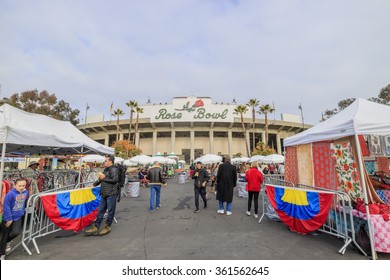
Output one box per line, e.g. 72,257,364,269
148,97,236,123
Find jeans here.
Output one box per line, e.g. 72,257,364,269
150,184,161,211
218,200,232,212
95,194,118,228
248,191,260,214
194,187,207,210
0,218,23,255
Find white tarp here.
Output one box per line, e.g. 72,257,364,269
284,98,390,147
0,103,114,155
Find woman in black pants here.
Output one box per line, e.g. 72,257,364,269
244,162,264,219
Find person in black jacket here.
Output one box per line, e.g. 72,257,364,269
147,161,167,212
85,155,119,236
216,155,237,216
191,161,209,213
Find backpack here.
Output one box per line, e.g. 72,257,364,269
117,164,126,189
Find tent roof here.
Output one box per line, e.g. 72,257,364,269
284,98,390,147
0,104,114,155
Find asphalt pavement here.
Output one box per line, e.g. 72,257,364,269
5,178,389,260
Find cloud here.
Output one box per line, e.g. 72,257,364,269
1,0,389,124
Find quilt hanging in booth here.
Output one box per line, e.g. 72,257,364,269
312,142,337,190
330,142,363,202
368,135,383,156
382,135,390,157
284,146,299,186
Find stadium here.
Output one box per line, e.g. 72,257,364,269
77,96,310,163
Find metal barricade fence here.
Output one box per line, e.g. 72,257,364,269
258,176,293,224
296,183,366,256
14,181,94,256
259,180,367,256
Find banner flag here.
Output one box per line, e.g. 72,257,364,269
266,185,333,234
41,187,101,232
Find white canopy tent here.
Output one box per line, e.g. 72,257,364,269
0,104,114,194
79,154,105,163
284,98,390,259
262,154,285,164
250,155,265,163
284,98,390,147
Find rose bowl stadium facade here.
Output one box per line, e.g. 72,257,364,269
77,96,310,163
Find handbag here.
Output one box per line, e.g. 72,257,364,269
355,211,372,256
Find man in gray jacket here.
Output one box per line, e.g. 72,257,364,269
85,155,119,236
147,161,167,212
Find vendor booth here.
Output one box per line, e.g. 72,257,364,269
0,103,114,196
282,98,390,259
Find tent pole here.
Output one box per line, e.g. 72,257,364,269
354,134,377,260
0,141,6,200
0,126,8,201
77,147,83,188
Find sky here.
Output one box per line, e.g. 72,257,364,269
1,0,390,125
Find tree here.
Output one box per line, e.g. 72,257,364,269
0,89,80,125
369,84,390,104
134,106,144,145
258,104,275,146
322,98,355,120
112,108,124,142
247,98,259,153
234,104,250,157
126,100,138,144
111,140,142,159
252,142,276,156
323,84,390,120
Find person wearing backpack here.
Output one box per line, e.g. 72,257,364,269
85,155,119,236
116,163,126,202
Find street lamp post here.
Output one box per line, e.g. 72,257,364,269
298,103,305,129
85,103,90,125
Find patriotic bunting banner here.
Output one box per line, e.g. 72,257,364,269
41,187,101,232
266,185,333,234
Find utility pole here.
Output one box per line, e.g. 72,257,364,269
298,103,305,129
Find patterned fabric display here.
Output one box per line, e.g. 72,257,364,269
377,156,390,174
312,142,337,190
330,142,363,202
382,135,390,157
297,144,314,186
284,146,299,186
375,190,388,204
368,135,383,156
364,161,375,175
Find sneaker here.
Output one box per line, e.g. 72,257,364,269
254,214,259,219
99,225,111,236
217,209,224,214
85,225,99,236
156,207,160,210
5,242,11,253
150,209,155,213
194,209,200,213
0,255,5,260
204,204,207,209
226,211,232,216
245,211,251,216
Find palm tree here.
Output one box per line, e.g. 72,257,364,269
258,104,275,146
234,104,250,157
126,100,138,143
247,98,259,152
134,106,144,145
112,108,124,142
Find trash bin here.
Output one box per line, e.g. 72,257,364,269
126,181,140,197
178,173,186,184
